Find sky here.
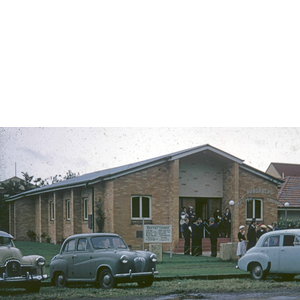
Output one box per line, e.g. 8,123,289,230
1,2,300,181
1,127,300,182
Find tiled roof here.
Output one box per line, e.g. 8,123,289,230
271,163,300,177
278,176,300,207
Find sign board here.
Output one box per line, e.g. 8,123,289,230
143,225,172,243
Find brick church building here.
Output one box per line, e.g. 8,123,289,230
6,144,282,250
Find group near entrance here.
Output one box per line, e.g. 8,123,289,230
4,144,300,257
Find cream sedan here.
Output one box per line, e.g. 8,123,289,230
238,229,300,280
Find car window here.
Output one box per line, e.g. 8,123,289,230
295,236,300,246
263,235,280,247
283,235,295,247
63,239,76,252
91,236,127,249
77,238,90,251
0,237,14,247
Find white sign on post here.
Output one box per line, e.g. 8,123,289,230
143,225,172,243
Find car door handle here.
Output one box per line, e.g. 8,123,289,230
72,255,77,259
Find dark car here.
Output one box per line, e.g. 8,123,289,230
49,233,158,288
0,231,47,292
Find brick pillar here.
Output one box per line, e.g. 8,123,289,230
232,162,240,243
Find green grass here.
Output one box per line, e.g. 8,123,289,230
156,253,244,277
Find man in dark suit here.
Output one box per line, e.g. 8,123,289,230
208,217,219,257
191,217,204,256
182,217,191,255
247,218,257,250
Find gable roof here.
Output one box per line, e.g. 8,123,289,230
267,163,300,178
278,176,300,207
6,144,282,201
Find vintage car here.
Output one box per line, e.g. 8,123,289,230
238,229,300,280
50,233,158,288
0,231,47,292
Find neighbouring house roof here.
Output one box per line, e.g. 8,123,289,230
278,176,300,208
6,144,283,202
267,163,300,178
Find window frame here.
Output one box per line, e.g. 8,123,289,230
246,197,263,221
83,198,88,221
66,199,71,221
50,201,54,221
131,195,152,220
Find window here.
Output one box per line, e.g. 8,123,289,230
83,198,88,220
62,239,76,252
50,201,54,221
66,200,71,221
77,238,89,251
283,235,300,247
246,198,262,220
263,235,280,247
131,196,151,220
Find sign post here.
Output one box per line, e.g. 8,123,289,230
143,218,173,258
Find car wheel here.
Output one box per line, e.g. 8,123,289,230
99,268,116,289
137,277,154,287
250,263,266,280
25,282,41,293
55,271,68,288
281,274,295,281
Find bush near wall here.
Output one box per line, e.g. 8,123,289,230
278,217,300,229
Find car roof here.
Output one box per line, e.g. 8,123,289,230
263,229,300,236
0,231,13,239
65,233,120,240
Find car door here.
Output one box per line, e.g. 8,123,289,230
260,235,280,272
279,234,300,273
73,238,92,279
61,239,76,278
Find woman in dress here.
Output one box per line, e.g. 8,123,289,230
236,225,246,259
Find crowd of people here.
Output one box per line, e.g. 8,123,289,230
180,206,280,258
180,206,232,257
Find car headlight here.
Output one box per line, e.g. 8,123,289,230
120,255,128,264
36,257,46,267
150,254,157,262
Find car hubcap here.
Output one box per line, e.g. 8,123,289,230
254,266,262,278
103,273,111,286
58,275,64,285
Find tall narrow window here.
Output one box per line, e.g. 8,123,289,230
50,201,54,221
66,200,71,221
246,198,262,220
83,198,88,220
131,196,151,220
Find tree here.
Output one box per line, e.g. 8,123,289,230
96,198,106,233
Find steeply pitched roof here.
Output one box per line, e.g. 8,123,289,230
278,176,300,207
6,144,281,201
268,163,300,178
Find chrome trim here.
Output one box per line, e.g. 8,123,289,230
115,270,159,278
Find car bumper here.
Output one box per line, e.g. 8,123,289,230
0,272,48,283
115,268,159,279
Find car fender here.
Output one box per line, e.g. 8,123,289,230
50,258,68,279
95,263,114,279
246,253,270,271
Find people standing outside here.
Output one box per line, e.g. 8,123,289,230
256,223,266,240
208,217,219,257
247,218,257,250
182,217,191,255
223,207,231,238
272,223,280,230
180,207,189,238
236,225,246,259
188,206,195,225
191,217,204,256
267,225,273,232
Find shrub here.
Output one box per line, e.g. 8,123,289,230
26,230,37,242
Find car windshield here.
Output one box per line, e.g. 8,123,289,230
91,236,128,249
0,237,14,247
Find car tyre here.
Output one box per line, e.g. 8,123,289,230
99,268,116,289
137,277,154,287
25,282,41,293
55,271,68,288
250,263,266,280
